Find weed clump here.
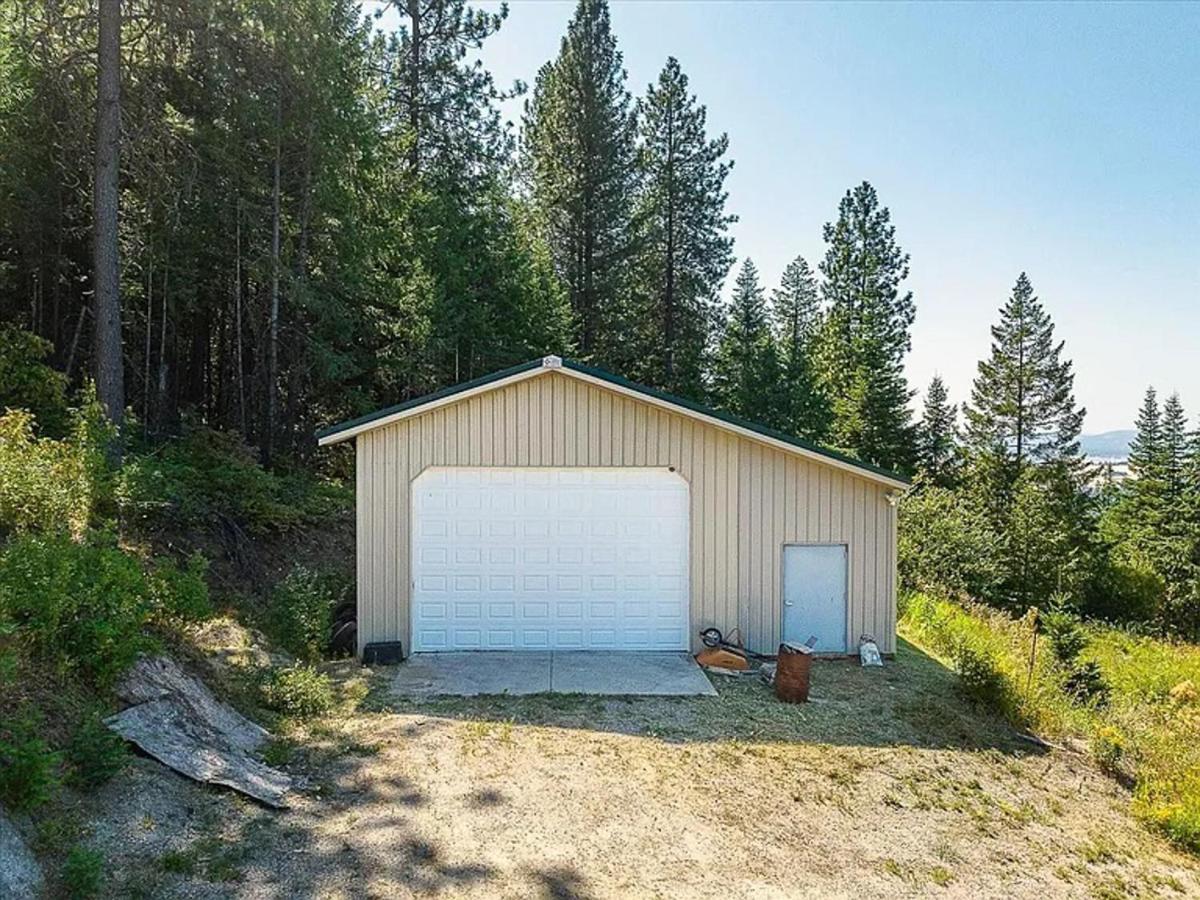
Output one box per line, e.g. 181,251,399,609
259,665,335,718
61,846,105,899
0,709,60,811
264,565,350,661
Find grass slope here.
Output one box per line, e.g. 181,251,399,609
901,592,1200,854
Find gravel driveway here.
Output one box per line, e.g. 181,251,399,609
74,641,1200,899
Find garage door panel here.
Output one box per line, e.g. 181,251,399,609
412,467,689,652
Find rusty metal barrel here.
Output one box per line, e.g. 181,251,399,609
774,642,812,703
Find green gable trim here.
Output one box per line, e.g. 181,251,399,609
313,358,543,442
559,359,909,486
315,356,909,486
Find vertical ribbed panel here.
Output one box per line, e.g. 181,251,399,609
355,372,897,656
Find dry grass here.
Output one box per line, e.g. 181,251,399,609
61,639,1200,899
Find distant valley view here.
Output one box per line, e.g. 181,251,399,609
1080,429,1135,461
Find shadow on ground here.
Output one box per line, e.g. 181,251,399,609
360,638,1043,757
80,637,1051,899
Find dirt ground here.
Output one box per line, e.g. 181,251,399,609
68,641,1200,899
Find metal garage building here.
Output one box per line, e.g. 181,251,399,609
316,356,908,658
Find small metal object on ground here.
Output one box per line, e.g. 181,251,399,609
698,627,775,661
774,642,812,703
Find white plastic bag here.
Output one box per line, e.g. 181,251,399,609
859,634,883,667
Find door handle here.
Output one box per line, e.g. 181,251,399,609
785,601,794,607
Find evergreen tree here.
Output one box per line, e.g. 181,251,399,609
383,0,571,389
816,182,915,471
964,273,1086,502
1128,388,1164,482
711,259,780,424
629,56,735,399
1157,394,1197,619
916,375,958,486
1161,393,1190,511
1113,387,1167,544
521,0,636,365
773,255,829,440
385,0,511,183
963,273,1091,605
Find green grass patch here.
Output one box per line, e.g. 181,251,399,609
901,592,1200,855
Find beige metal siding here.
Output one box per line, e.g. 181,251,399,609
355,372,897,656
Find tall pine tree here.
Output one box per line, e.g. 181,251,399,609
916,375,958,486
816,182,915,471
629,56,735,399
521,0,636,365
712,259,780,424
773,254,829,440
963,273,1092,605
964,272,1086,498
1161,393,1190,511
385,0,510,183
383,0,570,389
1114,387,1167,539
1128,387,1164,482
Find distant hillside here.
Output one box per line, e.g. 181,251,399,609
1080,430,1135,460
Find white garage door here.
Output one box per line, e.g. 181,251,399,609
411,467,689,651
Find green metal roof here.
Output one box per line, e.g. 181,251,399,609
315,356,910,486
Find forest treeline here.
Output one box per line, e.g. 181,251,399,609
1,0,1198,635
0,0,914,471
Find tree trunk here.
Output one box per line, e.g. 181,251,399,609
93,0,124,431
662,103,676,388
235,198,246,434
143,261,152,424
265,98,282,463
407,0,421,173
157,256,169,432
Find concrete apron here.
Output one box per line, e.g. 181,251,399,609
390,651,717,697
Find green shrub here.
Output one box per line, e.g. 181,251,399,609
61,846,105,899
0,533,151,686
0,532,209,687
952,642,1008,710
117,426,350,535
0,710,60,811
259,665,335,718
898,485,1001,600
1063,659,1110,707
66,712,128,787
0,325,70,437
149,551,212,622
1041,608,1087,665
0,403,109,536
265,565,349,661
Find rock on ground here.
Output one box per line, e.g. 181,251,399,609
0,807,43,897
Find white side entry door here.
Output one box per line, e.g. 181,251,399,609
782,544,848,653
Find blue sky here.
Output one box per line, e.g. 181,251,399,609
379,1,1200,432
